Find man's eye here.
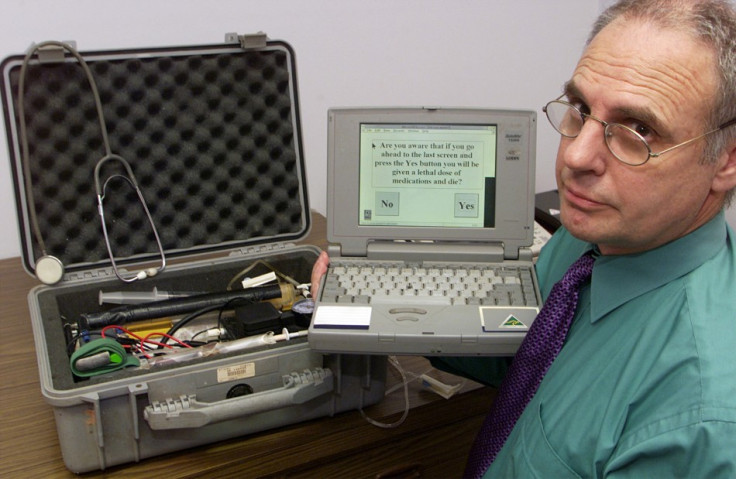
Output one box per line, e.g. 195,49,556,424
632,122,654,139
568,100,590,115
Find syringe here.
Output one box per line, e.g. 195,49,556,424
99,287,200,305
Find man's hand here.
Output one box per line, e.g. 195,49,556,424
310,251,330,298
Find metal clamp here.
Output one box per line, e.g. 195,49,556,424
224,32,268,49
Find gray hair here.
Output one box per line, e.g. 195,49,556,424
591,0,736,203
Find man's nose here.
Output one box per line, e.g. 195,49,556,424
558,118,609,174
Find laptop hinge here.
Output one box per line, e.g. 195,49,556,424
518,246,533,262
365,241,505,263
326,244,344,258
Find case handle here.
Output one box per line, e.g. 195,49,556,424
144,368,333,430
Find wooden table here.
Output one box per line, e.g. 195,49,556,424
0,212,495,478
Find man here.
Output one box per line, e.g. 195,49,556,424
312,0,736,476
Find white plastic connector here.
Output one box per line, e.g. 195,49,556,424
419,374,463,400
205,328,226,341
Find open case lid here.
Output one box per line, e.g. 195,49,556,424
0,33,310,284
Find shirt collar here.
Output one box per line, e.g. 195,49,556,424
588,211,727,323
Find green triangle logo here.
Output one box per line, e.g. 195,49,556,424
500,315,526,328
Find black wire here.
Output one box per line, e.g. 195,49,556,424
66,332,82,356
189,329,214,344
159,297,253,348
161,304,224,347
65,329,103,356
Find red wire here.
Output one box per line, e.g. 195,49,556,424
101,325,192,360
143,332,193,349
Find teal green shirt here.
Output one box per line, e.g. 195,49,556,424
433,212,736,477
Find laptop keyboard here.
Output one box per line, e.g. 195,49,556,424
320,261,539,307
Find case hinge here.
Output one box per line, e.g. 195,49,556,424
65,267,117,283
228,241,290,258
224,32,268,49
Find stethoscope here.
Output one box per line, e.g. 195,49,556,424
94,154,167,283
17,41,166,284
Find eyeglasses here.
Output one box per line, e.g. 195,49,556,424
543,99,736,166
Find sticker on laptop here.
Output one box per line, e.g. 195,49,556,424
480,306,538,332
499,315,527,328
312,305,371,329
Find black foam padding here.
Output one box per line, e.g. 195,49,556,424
4,43,308,271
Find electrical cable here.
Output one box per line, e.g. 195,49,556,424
161,303,227,346
383,365,435,396
158,294,254,347
65,329,103,357
142,331,193,354
101,325,193,359
359,356,410,429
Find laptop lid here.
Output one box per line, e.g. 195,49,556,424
326,107,537,260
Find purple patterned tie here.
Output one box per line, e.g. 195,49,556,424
464,252,595,478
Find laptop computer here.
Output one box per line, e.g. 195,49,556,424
307,107,540,356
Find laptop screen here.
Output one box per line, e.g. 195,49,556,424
358,122,498,229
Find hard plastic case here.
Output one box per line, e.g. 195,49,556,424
0,33,386,473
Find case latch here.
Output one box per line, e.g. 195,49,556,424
224,32,268,49
29,41,77,63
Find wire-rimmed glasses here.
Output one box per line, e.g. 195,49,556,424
543,99,736,166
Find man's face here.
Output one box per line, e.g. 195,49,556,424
556,18,725,255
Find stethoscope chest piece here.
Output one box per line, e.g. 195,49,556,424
35,254,65,285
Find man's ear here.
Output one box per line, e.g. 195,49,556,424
712,139,736,193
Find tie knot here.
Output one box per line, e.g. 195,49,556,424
563,252,595,289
